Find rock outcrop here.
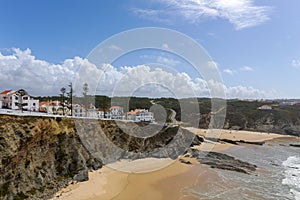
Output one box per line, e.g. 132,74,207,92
186,149,257,174
290,144,300,148
0,115,102,199
218,139,265,146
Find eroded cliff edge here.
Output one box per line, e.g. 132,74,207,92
0,114,258,199
0,115,102,199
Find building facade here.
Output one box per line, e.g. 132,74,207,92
127,109,154,122
0,90,39,111
108,106,124,119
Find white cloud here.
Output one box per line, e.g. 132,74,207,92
0,48,79,96
207,61,218,69
225,86,275,99
240,66,253,71
223,69,236,75
108,45,123,51
161,43,172,50
156,56,180,66
0,48,273,99
291,59,300,68
132,0,272,30
223,65,253,75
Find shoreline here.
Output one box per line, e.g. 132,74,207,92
52,128,296,200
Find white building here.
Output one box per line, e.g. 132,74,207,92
40,101,65,115
0,90,39,111
73,104,101,118
0,90,18,109
22,95,39,112
258,105,272,110
0,100,2,109
73,104,85,117
108,106,124,119
127,109,154,122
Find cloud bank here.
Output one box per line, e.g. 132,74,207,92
132,0,272,30
0,48,274,99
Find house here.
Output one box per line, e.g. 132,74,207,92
73,104,85,117
73,104,100,118
39,100,66,115
258,105,272,110
0,90,18,109
22,95,39,112
0,100,2,109
279,101,297,106
126,109,154,122
0,90,39,111
86,104,99,118
108,106,124,119
98,108,109,119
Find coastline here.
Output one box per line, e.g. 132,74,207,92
52,129,295,200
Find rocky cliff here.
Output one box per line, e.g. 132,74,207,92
0,115,196,199
0,114,259,199
0,115,102,199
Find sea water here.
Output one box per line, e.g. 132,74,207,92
282,156,300,200
183,137,300,200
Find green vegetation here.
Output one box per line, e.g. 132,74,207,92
13,192,28,200
0,182,9,196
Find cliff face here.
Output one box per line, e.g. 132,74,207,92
0,114,261,200
0,115,194,199
197,113,300,136
224,114,300,136
0,115,102,199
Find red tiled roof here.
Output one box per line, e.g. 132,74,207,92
110,106,121,109
39,101,49,106
0,90,15,95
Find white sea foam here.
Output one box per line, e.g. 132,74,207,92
282,156,300,200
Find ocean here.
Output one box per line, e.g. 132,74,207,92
183,137,300,200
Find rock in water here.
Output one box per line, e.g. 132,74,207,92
187,149,257,174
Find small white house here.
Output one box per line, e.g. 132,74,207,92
0,90,18,109
0,90,39,111
40,101,64,115
73,104,85,117
127,109,154,122
258,105,272,110
22,95,40,112
108,106,124,119
73,104,101,118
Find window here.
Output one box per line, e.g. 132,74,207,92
23,96,28,100
33,103,36,106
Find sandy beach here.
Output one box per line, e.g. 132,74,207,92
52,129,292,200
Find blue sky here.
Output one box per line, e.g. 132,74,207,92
0,0,300,98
